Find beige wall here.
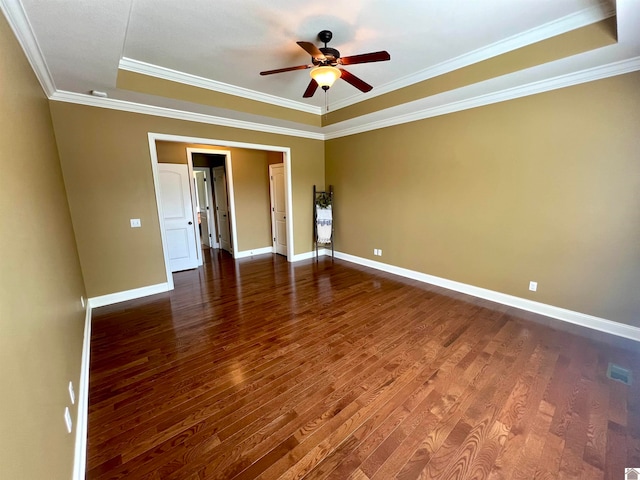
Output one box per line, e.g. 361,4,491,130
0,15,86,479
156,141,273,251
230,148,273,250
326,72,640,327
49,103,324,297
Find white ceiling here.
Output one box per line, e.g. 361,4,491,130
3,0,640,136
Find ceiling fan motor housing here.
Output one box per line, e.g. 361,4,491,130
315,47,340,65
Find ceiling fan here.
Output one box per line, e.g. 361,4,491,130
260,30,390,98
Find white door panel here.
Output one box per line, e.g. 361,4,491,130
213,166,232,253
269,163,287,256
194,170,211,248
159,164,199,272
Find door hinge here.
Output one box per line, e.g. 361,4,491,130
203,178,206,182
272,207,274,212
273,237,276,242
270,175,273,180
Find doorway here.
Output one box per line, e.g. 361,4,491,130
187,148,236,258
148,133,294,290
212,165,233,253
193,167,219,250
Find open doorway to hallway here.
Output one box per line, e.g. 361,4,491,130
149,134,293,285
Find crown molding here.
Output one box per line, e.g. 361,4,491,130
329,2,616,111
50,55,640,143
119,57,322,116
0,0,56,96
324,55,640,140
49,90,324,140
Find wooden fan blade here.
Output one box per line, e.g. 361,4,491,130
297,41,326,60
260,64,312,76
339,69,373,92
303,79,319,98
339,51,390,65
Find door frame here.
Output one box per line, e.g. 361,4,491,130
188,148,234,256
148,133,294,290
187,148,236,257
193,166,219,249
211,165,234,254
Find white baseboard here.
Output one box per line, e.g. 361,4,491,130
88,282,170,308
72,303,92,480
234,246,274,259
333,251,640,342
290,248,331,262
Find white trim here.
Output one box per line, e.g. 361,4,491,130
182,150,203,266
268,164,278,254
290,248,331,262
88,282,170,308
148,137,175,290
283,150,294,263
0,0,56,96
224,152,239,258
118,3,613,115
325,56,640,140
119,57,321,115
329,2,616,111
49,91,324,140
234,246,275,259
49,54,640,143
333,251,640,342
72,303,92,480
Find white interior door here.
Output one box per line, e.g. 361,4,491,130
194,170,210,248
194,167,219,248
269,163,287,256
213,166,232,253
159,164,199,272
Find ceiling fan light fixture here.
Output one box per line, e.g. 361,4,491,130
310,66,341,90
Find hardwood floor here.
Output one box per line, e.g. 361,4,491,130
87,250,639,479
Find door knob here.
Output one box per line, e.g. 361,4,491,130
188,221,193,225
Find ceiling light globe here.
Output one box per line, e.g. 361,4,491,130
310,66,341,89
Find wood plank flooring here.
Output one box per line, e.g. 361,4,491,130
87,250,639,479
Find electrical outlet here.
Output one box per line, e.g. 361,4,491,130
64,407,72,433
373,249,382,256
130,218,141,228
378,249,382,256
68,381,75,405
529,281,538,292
